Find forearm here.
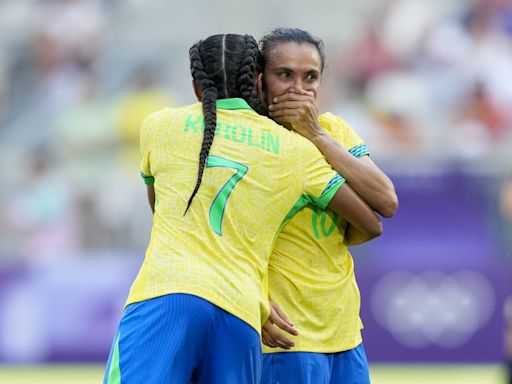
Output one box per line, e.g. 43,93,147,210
327,183,382,240
147,185,155,214
345,223,375,245
310,133,397,217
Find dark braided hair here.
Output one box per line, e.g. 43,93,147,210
184,34,266,214
259,28,326,72
237,35,268,116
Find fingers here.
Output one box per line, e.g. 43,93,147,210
269,302,299,336
262,328,278,348
269,314,298,337
271,318,298,337
261,315,296,350
273,303,294,327
272,90,315,104
269,102,302,111
265,323,295,349
269,100,307,112
269,108,304,123
269,100,314,114
269,325,295,349
269,101,316,122
268,94,318,124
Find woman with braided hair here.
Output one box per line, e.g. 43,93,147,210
103,33,381,384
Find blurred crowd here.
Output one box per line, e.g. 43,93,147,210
0,0,173,262
0,0,511,263
324,0,512,163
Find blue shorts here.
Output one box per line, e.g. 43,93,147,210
103,293,262,384
261,343,370,384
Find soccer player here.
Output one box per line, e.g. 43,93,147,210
103,34,382,384
258,28,398,384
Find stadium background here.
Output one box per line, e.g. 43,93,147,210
0,0,511,382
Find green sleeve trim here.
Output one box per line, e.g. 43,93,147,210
140,172,155,185
309,174,346,209
349,143,370,158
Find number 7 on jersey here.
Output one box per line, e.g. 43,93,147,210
207,155,248,236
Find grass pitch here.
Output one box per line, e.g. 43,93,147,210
0,363,506,383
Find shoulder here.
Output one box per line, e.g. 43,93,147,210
141,104,196,133
147,102,202,120
142,107,173,125
318,112,352,134
318,112,366,148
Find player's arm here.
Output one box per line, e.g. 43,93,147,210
147,185,155,214
270,91,398,217
327,182,382,244
140,111,165,216
310,135,397,218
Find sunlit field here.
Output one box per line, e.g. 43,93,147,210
369,364,506,384
0,364,506,384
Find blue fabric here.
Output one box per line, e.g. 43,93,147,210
103,293,262,384
261,343,370,384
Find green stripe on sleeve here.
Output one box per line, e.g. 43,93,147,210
140,172,155,185
349,143,370,158
309,174,346,209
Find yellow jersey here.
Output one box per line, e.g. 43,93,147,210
127,99,345,334
263,112,370,352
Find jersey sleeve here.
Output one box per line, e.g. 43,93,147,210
139,110,166,185
338,117,370,158
319,113,370,158
300,140,346,210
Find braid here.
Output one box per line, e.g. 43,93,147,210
184,44,219,215
189,43,211,91
237,35,267,115
184,34,264,215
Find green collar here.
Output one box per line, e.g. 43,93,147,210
216,98,254,111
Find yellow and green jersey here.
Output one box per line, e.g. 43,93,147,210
263,112,370,353
127,99,345,334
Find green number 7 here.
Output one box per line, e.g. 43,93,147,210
207,155,248,235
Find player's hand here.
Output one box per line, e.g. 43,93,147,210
261,301,298,349
268,90,323,141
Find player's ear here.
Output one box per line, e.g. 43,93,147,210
192,80,202,101
256,73,263,99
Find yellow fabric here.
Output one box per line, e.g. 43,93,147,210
127,99,344,334
263,112,368,353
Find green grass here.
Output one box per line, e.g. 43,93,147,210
370,364,507,384
0,363,507,384
0,364,104,384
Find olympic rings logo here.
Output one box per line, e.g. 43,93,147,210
370,270,495,348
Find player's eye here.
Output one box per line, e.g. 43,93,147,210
305,73,319,82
